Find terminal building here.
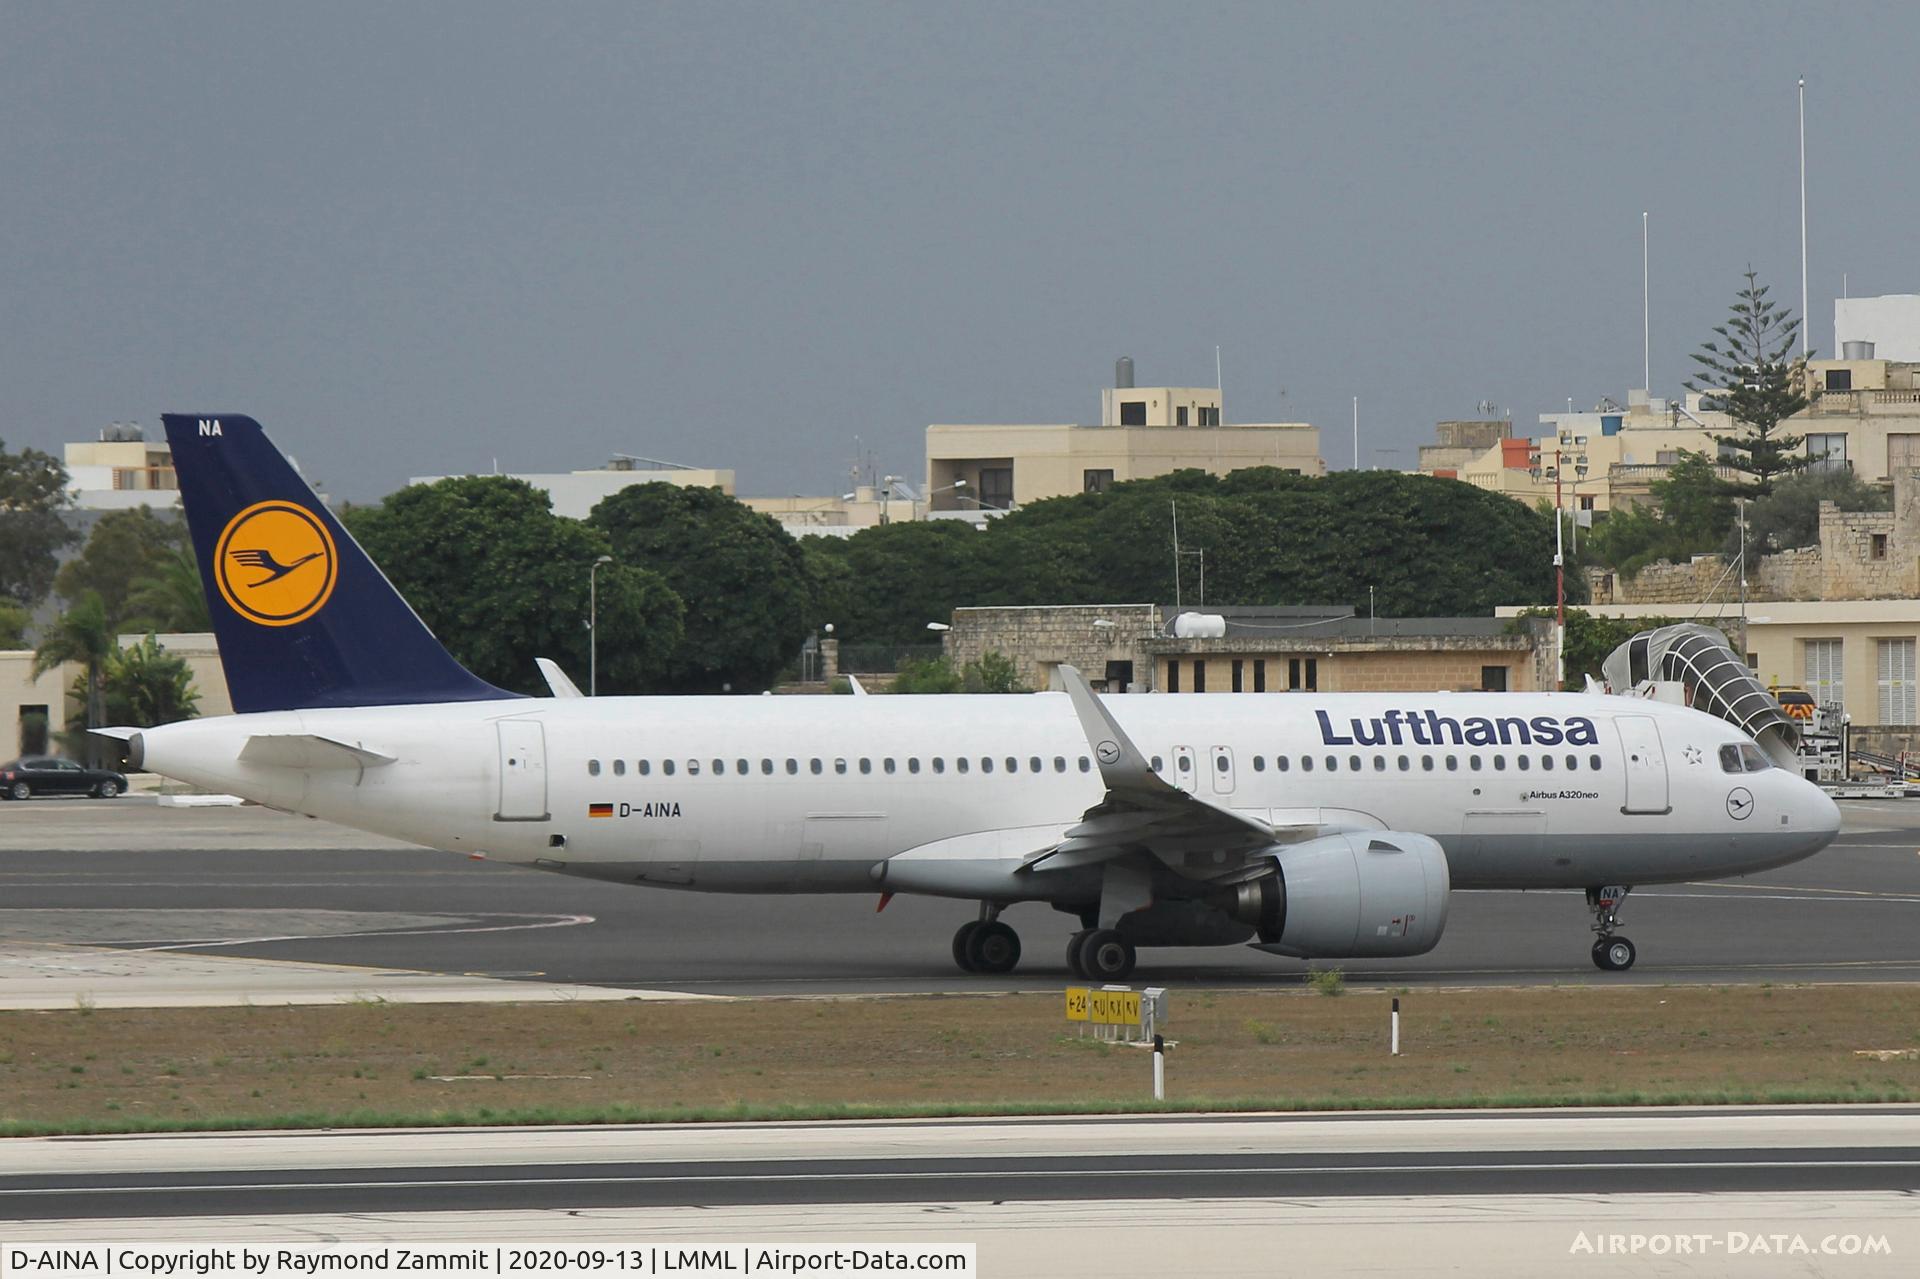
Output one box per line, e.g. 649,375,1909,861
924,360,1324,515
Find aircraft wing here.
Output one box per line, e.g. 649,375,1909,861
1019,665,1278,874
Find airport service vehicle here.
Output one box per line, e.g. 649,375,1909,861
103,415,1843,978
0,756,127,800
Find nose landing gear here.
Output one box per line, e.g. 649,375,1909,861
1586,885,1637,971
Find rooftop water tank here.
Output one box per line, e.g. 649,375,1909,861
1171,612,1227,638
1842,340,1876,360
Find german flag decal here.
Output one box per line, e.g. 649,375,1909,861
588,803,614,818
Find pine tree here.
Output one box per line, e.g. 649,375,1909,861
1686,268,1811,497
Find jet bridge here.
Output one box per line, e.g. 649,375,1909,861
1601,624,1801,768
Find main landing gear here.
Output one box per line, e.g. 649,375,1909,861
1586,885,1637,972
1065,928,1137,981
952,906,1022,974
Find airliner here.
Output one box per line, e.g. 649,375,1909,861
104,414,1843,980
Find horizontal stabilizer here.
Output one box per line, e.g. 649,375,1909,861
239,733,396,770
535,658,584,699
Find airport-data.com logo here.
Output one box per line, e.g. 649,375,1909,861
1571,1231,1891,1258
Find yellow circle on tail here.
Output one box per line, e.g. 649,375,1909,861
213,500,338,627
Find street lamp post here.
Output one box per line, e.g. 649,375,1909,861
589,554,613,696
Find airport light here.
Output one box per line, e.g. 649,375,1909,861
589,554,614,696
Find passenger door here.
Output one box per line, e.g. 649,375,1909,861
494,720,549,821
1615,715,1670,814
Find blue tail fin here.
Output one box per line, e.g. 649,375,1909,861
162,414,516,713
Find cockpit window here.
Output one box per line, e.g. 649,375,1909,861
1719,744,1743,773
1721,742,1772,773
1739,743,1771,772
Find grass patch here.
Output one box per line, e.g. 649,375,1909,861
0,985,1917,1134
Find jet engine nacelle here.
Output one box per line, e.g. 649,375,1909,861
1227,831,1450,959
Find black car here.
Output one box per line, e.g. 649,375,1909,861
0,756,128,800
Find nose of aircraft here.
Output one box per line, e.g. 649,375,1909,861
1798,774,1842,848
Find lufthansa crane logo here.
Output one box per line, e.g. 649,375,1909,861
213,500,338,627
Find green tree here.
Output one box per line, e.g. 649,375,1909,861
345,477,684,694
0,439,77,606
0,598,28,649
1585,453,1735,577
55,508,192,626
94,634,201,727
126,546,214,632
961,651,1028,693
1730,465,1890,556
32,591,113,765
590,484,813,692
1688,268,1811,496
889,655,965,693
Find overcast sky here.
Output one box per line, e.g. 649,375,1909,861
1,2,1911,501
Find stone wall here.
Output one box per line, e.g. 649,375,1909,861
947,604,1159,691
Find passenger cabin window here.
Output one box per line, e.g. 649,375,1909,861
834,758,847,774
884,758,896,774
639,759,652,776
956,757,970,774
588,759,601,776
1054,756,1066,772
1252,755,1265,771
761,759,773,774
737,759,749,775
810,759,823,775
1276,756,1289,772
909,758,921,774
712,758,724,776
859,758,871,774
687,760,700,775
1079,756,1091,772
933,758,946,774
612,759,625,776
786,759,799,775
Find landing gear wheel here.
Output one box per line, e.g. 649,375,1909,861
965,921,1021,974
1075,928,1136,981
1065,929,1092,979
94,780,119,798
1593,936,1637,972
7,781,28,801
951,921,982,973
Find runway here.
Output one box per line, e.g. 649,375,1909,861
3,1112,1917,1274
1,797,1917,999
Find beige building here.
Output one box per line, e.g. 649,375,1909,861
741,484,913,537
1417,418,1511,475
1798,351,1920,480
2,633,232,761
62,424,180,510
926,365,1323,512
1439,390,1732,515
943,604,1551,697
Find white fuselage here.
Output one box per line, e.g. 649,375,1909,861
134,689,1840,901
